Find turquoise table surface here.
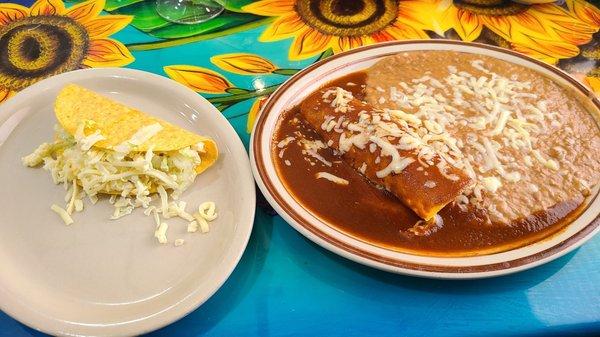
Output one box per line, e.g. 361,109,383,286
1,0,600,336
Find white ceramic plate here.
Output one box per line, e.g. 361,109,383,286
0,68,255,336
251,40,600,279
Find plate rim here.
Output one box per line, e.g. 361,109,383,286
0,67,256,336
250,39,600,279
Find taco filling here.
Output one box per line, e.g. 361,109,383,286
22,84,219,244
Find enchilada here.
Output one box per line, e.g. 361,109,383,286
299,87,472,220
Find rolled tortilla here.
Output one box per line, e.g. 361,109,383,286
55,84,217,174
299,87,472,220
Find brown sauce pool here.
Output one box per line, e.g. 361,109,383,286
272,72,589,256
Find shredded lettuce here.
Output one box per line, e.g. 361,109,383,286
23,124,214,244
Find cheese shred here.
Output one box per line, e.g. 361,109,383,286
51,204,74,225
316,172,349,185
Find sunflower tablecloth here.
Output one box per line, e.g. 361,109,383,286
1,0,600,336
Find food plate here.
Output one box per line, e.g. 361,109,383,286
251,40,600,279
0,68,255,336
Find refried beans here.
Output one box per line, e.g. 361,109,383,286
365,51,599,224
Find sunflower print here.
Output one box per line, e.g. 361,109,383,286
566,0,600,28
163,65,234,94
243,0,432,60
408,0,599,64
247,96,268,133
211,53,278,75
0,0,133,103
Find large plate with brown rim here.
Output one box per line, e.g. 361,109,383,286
250,40,600,279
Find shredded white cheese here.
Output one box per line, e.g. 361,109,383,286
300,139,332,167
51,204,74,225
277,136,295,148
193,213,210,233
532,150,560,170
187,220,198,233
323,87,354,113
316,172,349,185
22,142,53,167
74,199,84,212
198,201,218,221
359,162,367,174
114,123,163,153
79,130,106,151
369,135,414,178
481,176,502,193
424,180,436,188
154,222,168,244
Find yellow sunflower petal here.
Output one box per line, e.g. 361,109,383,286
247,96,268,133
29,0,65,16
83,15,133,38
430,0,464,36
512,0,558,4
332,36,371,53
480,15,515,41
377,21,430,41
242,0,295,16
509,11,551,37
369,30,395,43
525,4,597,36
0,87,14,103
260,13,306,42
553,25,594,46
396,0,443,34
453,8,483,41
82,38,134,67
585,76,600,95
0,3,28,25
538,3,597,29
289,27,333,61
511,36,580,63
164,65,233,94
64,0,104,23
211,53,277,75
482,5,595,49
566,0,600,28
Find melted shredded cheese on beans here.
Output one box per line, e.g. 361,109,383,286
367,58,598,223
377,61,553,207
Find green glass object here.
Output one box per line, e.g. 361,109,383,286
155,0,225,24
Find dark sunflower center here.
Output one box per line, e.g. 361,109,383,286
23,37,42,61
0,15,89,91
295,0,398,37
454,0,529,16
333,1,365,15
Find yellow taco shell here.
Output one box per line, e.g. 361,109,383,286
55,84,218,174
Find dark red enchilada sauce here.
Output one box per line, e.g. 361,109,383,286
272,72,593,256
